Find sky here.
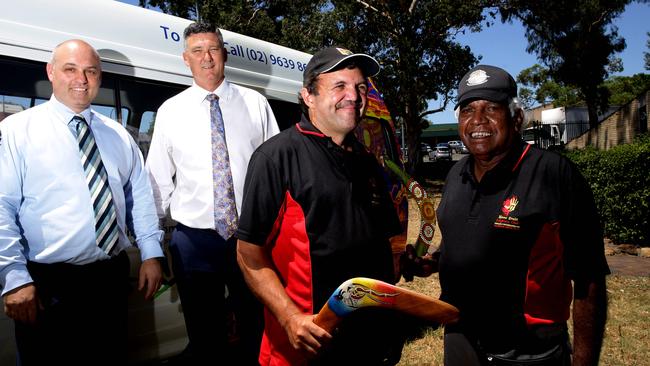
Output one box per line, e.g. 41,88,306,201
428,2,650,124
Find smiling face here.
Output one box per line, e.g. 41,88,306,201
300,66,368,145
47,40,101,114
458,99,522,169
183,32,226,91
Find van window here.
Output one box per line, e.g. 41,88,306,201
117,78,185,158
0,55,186,159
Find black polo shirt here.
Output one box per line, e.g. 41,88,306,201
237,115,401,364
437,140,610,352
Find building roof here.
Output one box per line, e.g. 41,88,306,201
421,123,459,138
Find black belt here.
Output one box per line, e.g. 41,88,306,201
27,250,128,276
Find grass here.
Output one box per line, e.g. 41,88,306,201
394,274,650,366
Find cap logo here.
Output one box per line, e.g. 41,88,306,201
336,48,353,56
466,70,489,86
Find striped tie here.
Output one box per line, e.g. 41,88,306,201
72,116,119,254
207,94,238,239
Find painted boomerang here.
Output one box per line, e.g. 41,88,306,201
313,277,459,333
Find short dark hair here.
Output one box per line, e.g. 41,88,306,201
298,72,320,116
183,22,224,49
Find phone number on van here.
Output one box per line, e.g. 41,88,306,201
225,42,306,72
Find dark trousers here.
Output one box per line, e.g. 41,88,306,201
14,252,129,366
169,223,263,365
444,325,572,366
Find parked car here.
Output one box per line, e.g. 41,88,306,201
448,140,462,152
421,143,434,162
432,144,452,161
458,142,469,154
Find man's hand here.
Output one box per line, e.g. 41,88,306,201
2,283,42,324
138,258,162,300
282,312,332,357
399,244,439,281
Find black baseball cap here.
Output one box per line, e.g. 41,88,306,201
303,47,380,85
456,65,517,108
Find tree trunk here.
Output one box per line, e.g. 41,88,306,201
587,101,599,129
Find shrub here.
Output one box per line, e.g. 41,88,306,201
564,135,650,246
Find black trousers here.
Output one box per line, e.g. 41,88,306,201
169,223,263,365
444,324,572,366
14,252,129,366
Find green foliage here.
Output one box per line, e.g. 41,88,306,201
498,0,630,127
565,135,650,245
518,64,650,108
517,64,582,108
140,0,327,47
603,73,650,106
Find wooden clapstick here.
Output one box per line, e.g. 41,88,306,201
313,277,459,333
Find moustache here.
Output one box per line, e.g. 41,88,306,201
335,100,362,110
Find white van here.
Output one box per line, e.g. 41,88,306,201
0,0,310,364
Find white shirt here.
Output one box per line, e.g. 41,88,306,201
146,81,279,229
0,96,164,295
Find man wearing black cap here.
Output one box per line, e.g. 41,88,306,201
236,47,406,365
432,65,610,365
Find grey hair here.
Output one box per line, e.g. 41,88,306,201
183,22,224,49
508,97,524,118
454,97,524,121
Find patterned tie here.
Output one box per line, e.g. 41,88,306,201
72,116,119,254
207,94,238,239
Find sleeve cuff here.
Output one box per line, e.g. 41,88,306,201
137,237,164,261
0,264,33,297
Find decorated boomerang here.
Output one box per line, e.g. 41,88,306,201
313,277,459,333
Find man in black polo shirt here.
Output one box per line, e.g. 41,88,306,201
236,47,405,365
429,65,610,365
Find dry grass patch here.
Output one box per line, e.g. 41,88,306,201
395,275,650,365
599,275,650,366
397,274,444,365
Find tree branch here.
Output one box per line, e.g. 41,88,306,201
248,8,260,25
419,93,452,119
408,0,417,14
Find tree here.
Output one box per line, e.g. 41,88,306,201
518,63,649,110
139,0,323,45
140,0,489,172
517,64,582,108
498,0,629,128
604,73,650,105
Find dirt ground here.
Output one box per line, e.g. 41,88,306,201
606,254,650,277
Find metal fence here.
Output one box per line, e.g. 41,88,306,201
523,120,591,149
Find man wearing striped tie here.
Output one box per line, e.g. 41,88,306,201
0,40,164,365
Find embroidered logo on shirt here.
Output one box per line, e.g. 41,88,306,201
494,195,521,230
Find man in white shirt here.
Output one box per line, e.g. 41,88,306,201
0,40,163,365
146,22,279,364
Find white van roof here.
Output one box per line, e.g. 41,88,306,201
0,0,311,103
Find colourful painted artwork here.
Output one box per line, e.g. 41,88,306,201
354,78,408,232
